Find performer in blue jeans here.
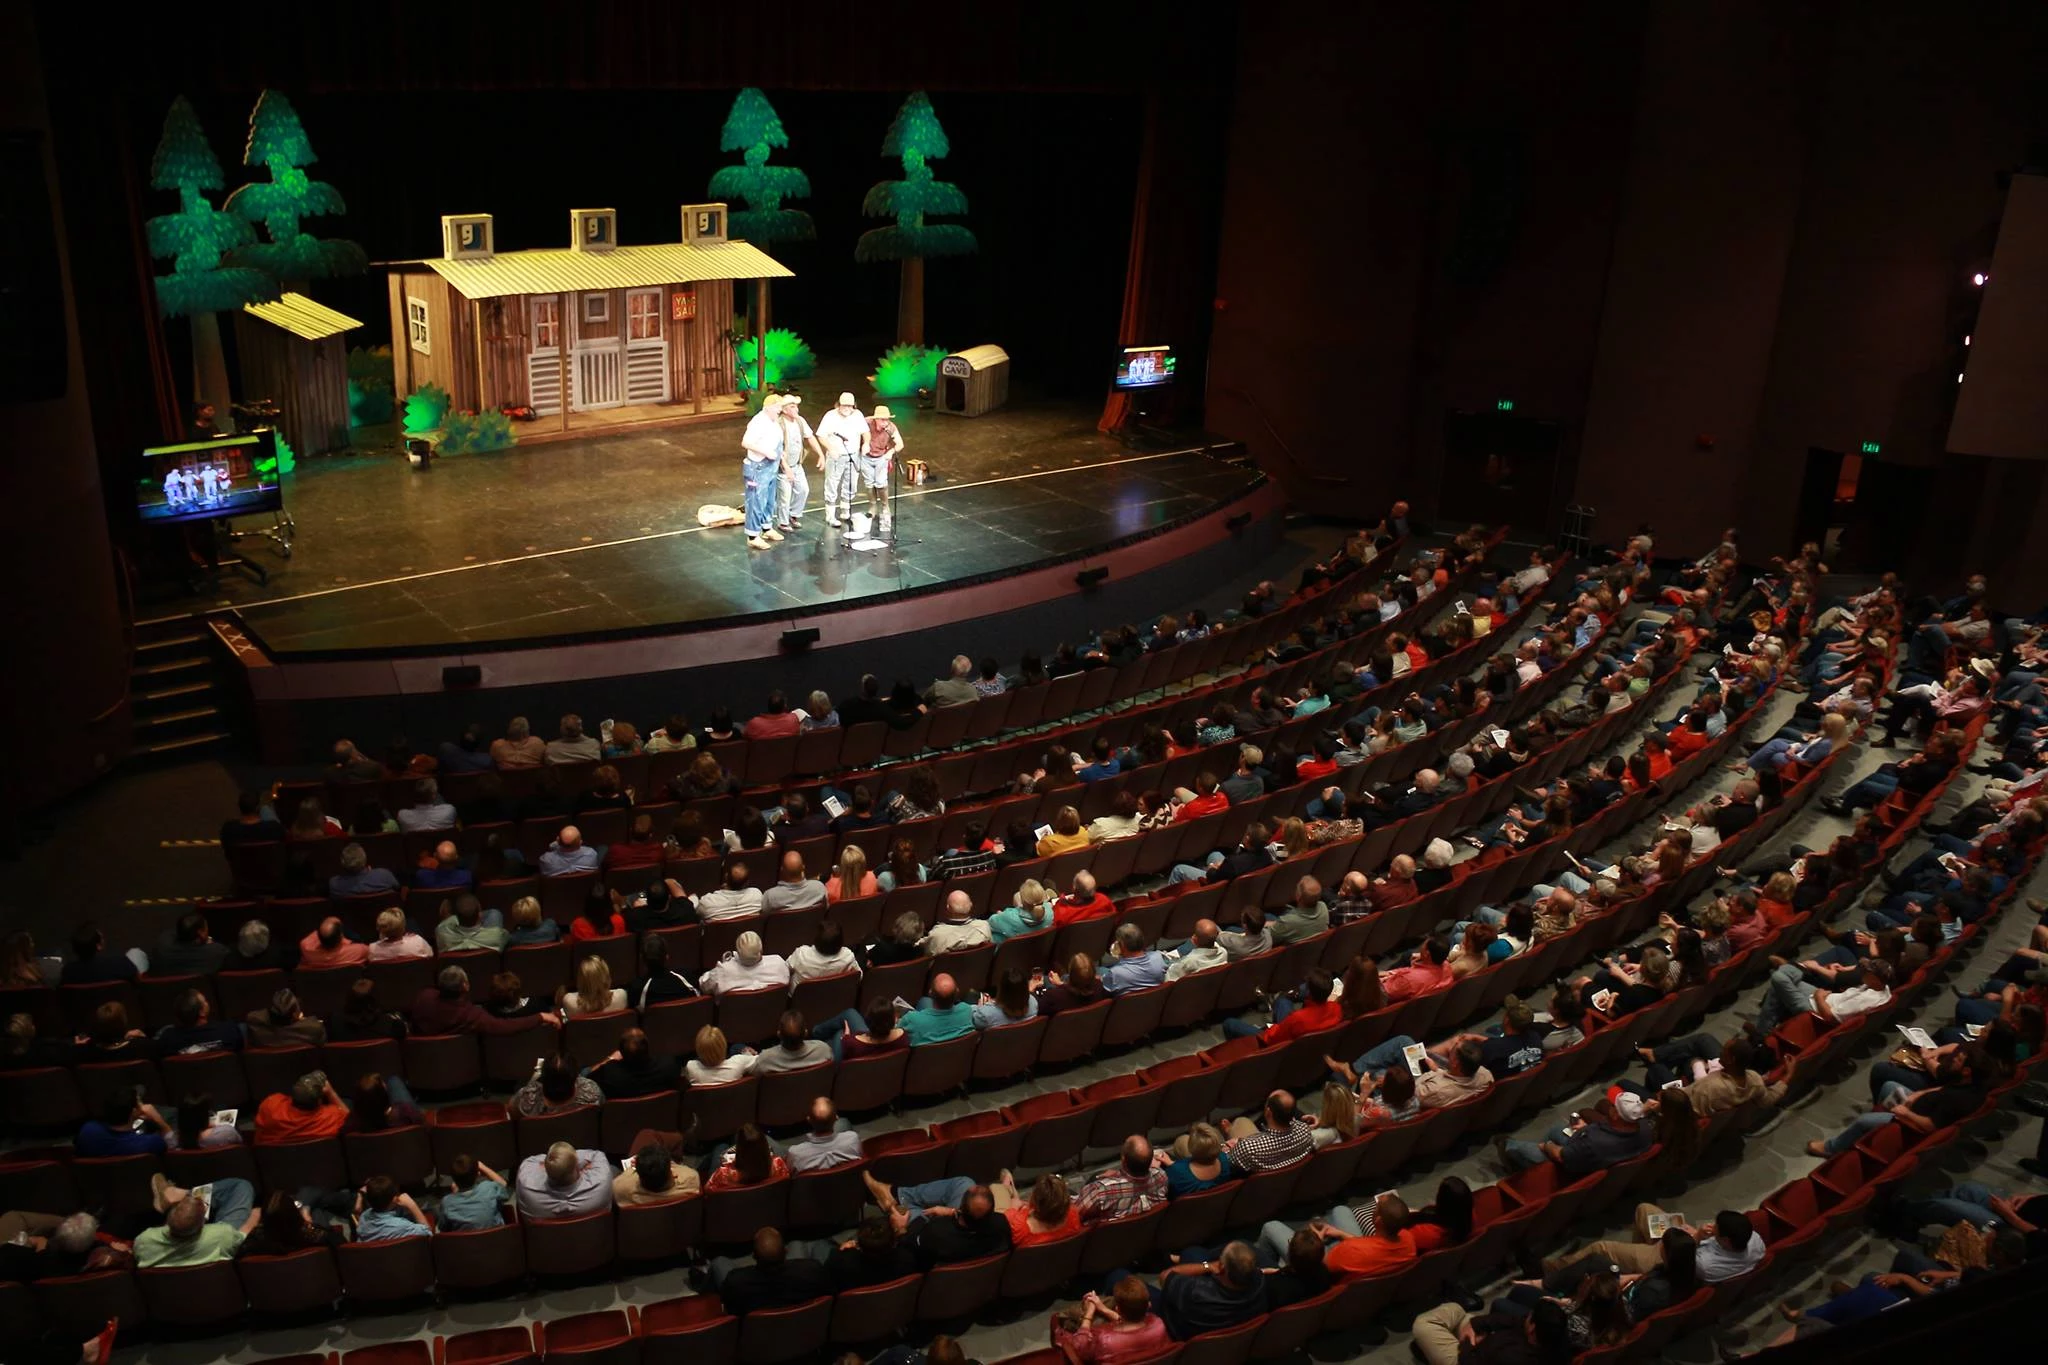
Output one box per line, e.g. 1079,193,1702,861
740,393,791,551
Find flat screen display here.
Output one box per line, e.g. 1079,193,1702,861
1114,344,1176,389
137,430,283,525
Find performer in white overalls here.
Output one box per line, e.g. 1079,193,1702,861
815,391,870,530
776,394,821,532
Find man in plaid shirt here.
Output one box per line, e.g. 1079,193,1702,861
1075,1136,1169,1224
1223,1091,1316,1173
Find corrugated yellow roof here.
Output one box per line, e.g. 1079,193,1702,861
242,291,364,340
408,240,793,300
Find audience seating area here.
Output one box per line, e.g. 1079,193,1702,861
6,531,2035,1365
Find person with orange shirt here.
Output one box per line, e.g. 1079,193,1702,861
1312,1191,1418,1276
1170,772,1230,823
1666,711,1712,760
1755,871,1801,929
254,1071,350,1143
1642,733,1675,781
1000,1172,1083,1246
1223,969,1342,1041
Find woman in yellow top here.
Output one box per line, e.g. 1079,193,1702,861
1035,806,1091,857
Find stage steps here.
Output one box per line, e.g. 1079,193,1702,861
127,620,235,761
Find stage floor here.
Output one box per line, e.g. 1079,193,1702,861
168,389,1259,655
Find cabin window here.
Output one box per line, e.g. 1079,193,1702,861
532,297,560,350
582,292,611,325
405,297,430,355
627,289,662,341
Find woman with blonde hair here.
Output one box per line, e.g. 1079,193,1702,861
988,879,1052,945
559,955,625,1017
505,895,561,945
1272,817,1312,860
0,933,44,988
1162,1121,1234,1195
367,907,431,961
287,797,341,841
1311,1081,1359,1148
686,1024,757,1084
827,844,877,902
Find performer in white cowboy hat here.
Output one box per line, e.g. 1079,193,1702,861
775,392,823,533
815,391,869,530
864,404,905,537
740,392,792,550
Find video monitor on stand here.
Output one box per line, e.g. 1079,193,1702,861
138,429,293,584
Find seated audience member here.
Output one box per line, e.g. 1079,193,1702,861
353,1175,430,1241
1498,1092,1653,1174
1380,935,1453,1001
329,842,401,899
510,1054,603,1118
438,1154,511,1230
924,890,995,955
395,778,457,832
1305,1190,1420,1276
612,1140,700,1205
1148,1241,1268,1340
988,880,1055,945
1555,1208,1765,1284
62,923,141,986
135,1186,261,1267
902,974,976,1044
539,824,603,876
435,893,509,952
1052,1275,1173,1362
1166,920,1229,980
711,1227,832,1317
254,1071,350,1143
154,988,243,1055
228,918,298,973
1220,1090,1316,1174
1161,1122,1239,1196
785,921,858,984
705,1123,789,1190
515,1140,612,1219
77,1092,173,1157
491,716,547,768
412,965,561,1035
699,931,791,995
763,850,827,913
812,997,910,1062
857,1175,1014,1267
367,907,432,962
686,1025,756,1085
1100,923,1168,995
1411,1297,1572,1365
505,895,563,945
568,889,626,942
1219,907,1273,960
753,1010,834,1074
558,955,626,1017
698,862,767,921
545,713,601,764
153,913,229,976
345,1072,424,1133
1225,968,1340,1041
1267,877,1331,945
621,877,693,932
1750,956,1892,1036
220,788,285,846
246,988,328,1047
589,1027,685,1099
297,916,369,970
1053,871,1116,926
973,969,1040,1029
1076,1136,1170,1224
1803,1046,1988,1158
1036,953,1109,1015
743,691,802,740
786,1098,865,1172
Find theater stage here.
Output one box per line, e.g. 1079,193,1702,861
158,391,1265,657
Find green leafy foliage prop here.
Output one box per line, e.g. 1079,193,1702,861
856,92,978,265
873,343,946,397
253,430,296,478
709,88,815,247
439,410,518,455
225,90,367,281
733,328,818,392
402,381,452,436
146,97,280,317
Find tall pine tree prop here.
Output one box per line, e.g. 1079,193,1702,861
857,91,976,345
147,96,280,432
709,87,814,376
225,90,367,284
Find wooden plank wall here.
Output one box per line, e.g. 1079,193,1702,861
479,295,529,410
667,279,737,404
230,320,352,455
386,271,474,410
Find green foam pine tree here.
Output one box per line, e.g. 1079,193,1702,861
225,90,367,282
857,92,976,343
708,88,815,247
146,96,279,317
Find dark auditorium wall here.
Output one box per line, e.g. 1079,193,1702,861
0,10,134,826
1210,1,2048,569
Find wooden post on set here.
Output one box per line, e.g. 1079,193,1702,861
557,291,570,433
472,298,487,414
755,277,768,398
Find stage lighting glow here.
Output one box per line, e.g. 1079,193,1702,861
1972,272,1988,286
1964,334,1971,346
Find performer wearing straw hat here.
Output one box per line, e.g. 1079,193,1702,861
740,392,790,550
776,393,823,533
815,391,870,530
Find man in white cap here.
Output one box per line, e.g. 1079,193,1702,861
815,391,869,530
775,392,823,533
740,393,789,550
864,403,906,536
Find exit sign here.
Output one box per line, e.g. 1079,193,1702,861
1495,399,1515,412
1859,440,1881,455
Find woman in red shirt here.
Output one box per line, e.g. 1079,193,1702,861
1052,1276,1173,1363
1756,870,1801,928
705,1123,790,1190
569,893,626,941
1003,1172,1082,1248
